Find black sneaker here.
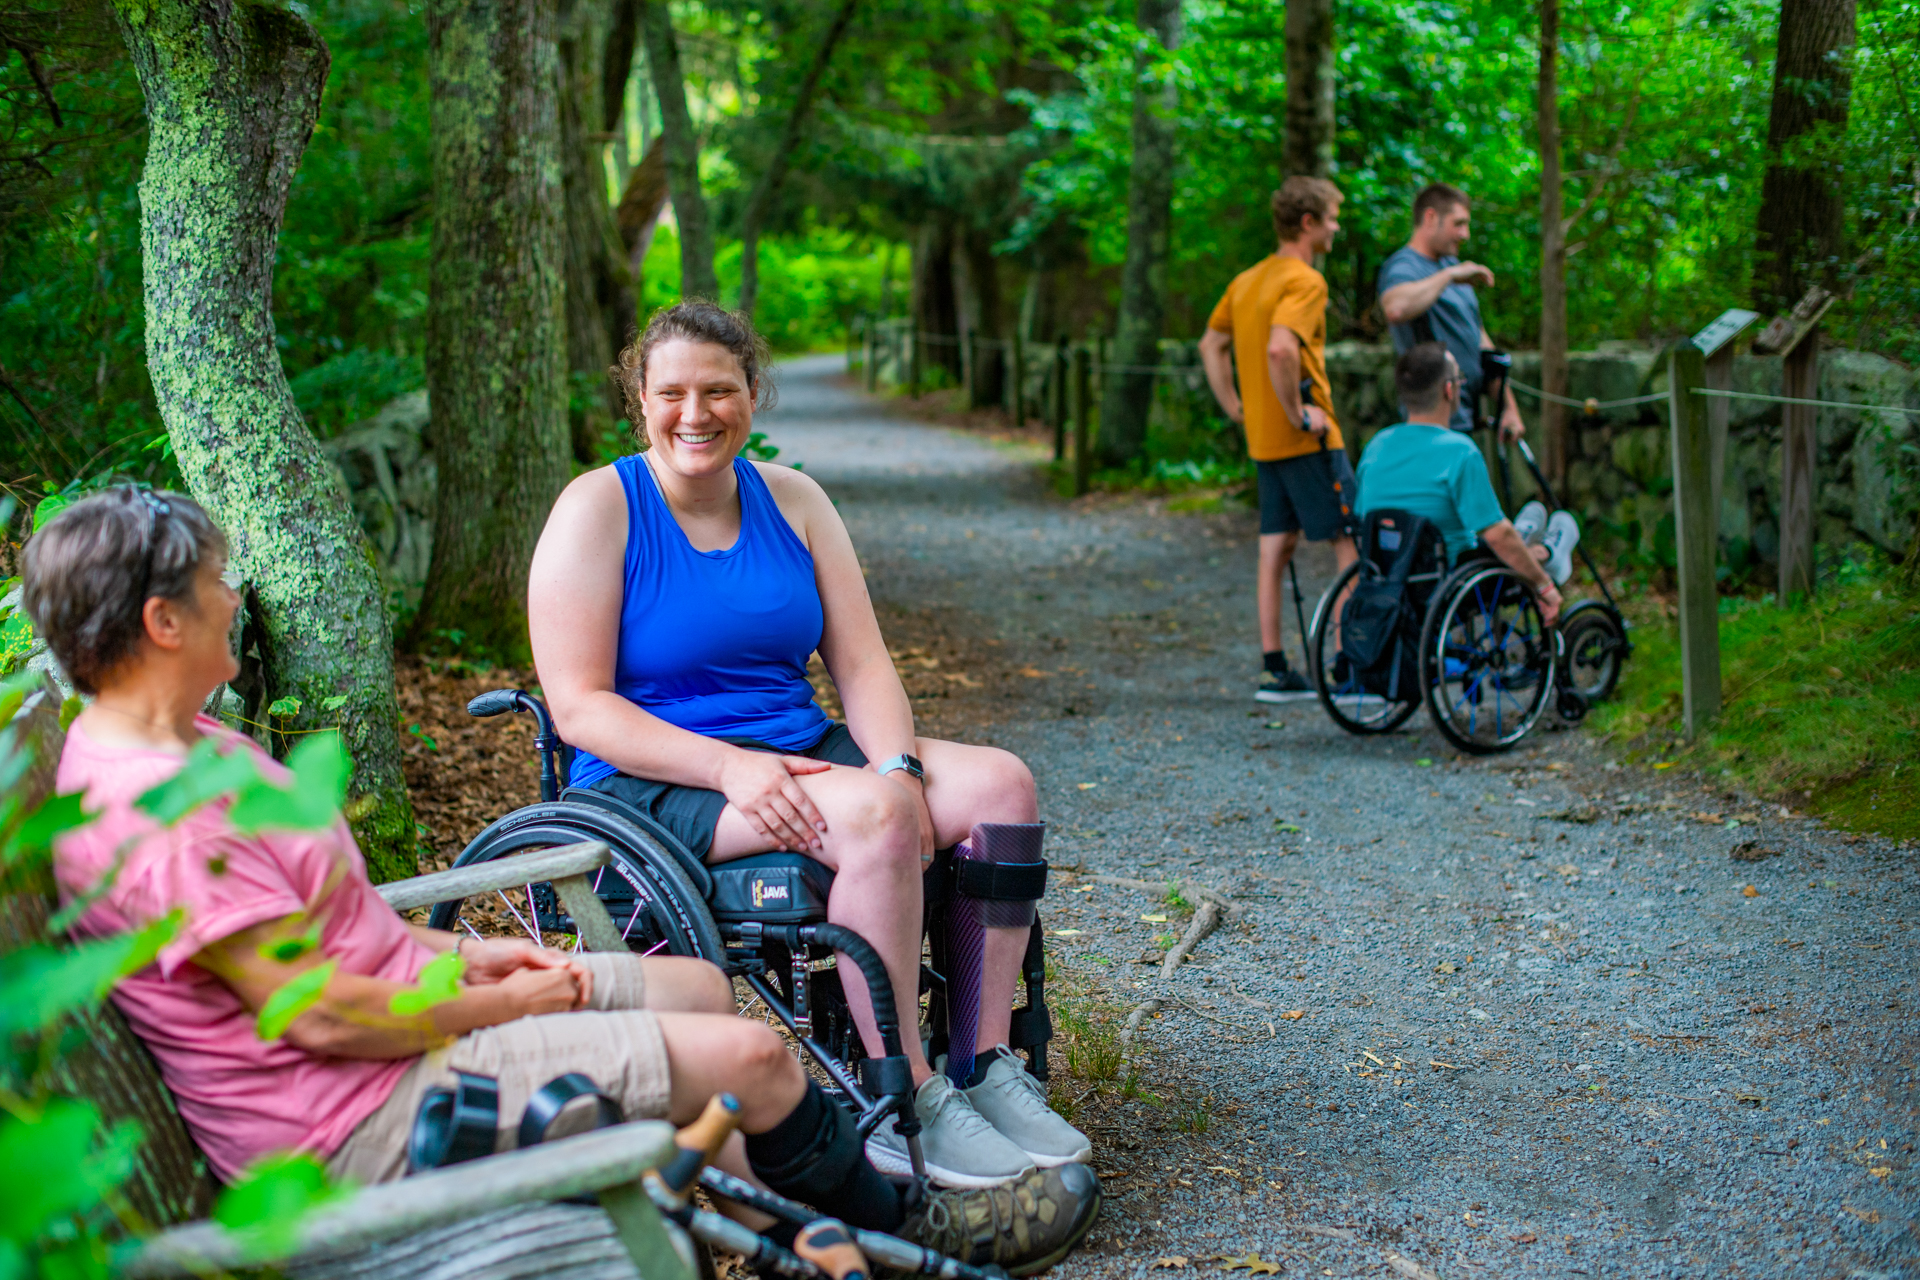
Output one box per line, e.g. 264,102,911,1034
1255,667,1315,703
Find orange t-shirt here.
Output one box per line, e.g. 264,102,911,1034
1207,254,1342,461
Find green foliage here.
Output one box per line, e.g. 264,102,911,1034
0,1100,140,1280
388,947,464,1016
227,734,352,834
0,916,178,1041
254,960,339,1042
1592,561,1920,839
212,1152,350,1259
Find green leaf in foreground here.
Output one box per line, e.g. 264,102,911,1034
266,696,302,718
3,790,94,867
213,1152,347,1259
388,947,464,1016
0,913,180,1038
228,734,350,834
0,1100,141,1250
136,737,262,827
255,960,337,1041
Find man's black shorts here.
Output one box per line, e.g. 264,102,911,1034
584,723,868,862
1256,450,1357,540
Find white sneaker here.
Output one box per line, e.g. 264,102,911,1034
1540,510,1580,585
1513,500,1548,545
866,1072,1036,1188
962,1046,1092,1167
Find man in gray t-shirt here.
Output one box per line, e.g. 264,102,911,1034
1376,183,1524,441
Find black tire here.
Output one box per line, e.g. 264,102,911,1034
1559,601,1626,704
1309,560,1421,735
1419,563,1556,755
425,801,725,963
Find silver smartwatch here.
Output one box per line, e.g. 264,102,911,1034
876,753,925,782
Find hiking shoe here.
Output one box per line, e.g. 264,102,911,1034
1255,667,1315,703
902,1163,1102,1276
1540,510,1580,585
1513,500,1548,545
866,1073,1035,1188
963,1046,1092,1168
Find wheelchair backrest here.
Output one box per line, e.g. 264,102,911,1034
1359,508,1447,587
1339,510,1450,700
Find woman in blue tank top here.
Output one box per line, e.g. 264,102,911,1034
528,302,1089,1189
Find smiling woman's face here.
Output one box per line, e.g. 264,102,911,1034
638,339,755,480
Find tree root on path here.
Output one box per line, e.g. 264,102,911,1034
1117,880,1242,1044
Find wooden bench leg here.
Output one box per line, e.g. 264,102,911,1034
551,872,631,953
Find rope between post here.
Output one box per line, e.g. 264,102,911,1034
1507,379,1668,411
1691,388,1920,416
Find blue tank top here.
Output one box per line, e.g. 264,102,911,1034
566,455,831,790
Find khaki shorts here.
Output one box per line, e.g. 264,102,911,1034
328,953,673,1185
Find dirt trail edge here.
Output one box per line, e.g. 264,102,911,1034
760,355,1916,1280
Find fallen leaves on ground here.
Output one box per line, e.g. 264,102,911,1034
1216,1253,1281,1274
1730,841,1780,862
1150,1257,1189,1270
1279,1010,1307,1021
1510,1231,1537,1244
1742,884,1760,897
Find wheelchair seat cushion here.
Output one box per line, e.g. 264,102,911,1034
707,853,835,924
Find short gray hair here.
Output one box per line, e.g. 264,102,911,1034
21,488,227,695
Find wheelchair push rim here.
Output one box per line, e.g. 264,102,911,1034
1309,560,1422,735
425,802,727,963
1420,564,1556,754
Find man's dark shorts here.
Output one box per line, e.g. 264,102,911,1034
584,723,868,861
1256,450,1357,541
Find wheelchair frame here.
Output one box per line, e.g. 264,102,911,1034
426,690,1056,1179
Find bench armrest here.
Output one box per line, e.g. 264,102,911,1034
374,841,629,952
123,1120,678,1278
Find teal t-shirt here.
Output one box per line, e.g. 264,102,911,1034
1354,422,1506,562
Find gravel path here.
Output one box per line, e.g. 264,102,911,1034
761,355,1918,1280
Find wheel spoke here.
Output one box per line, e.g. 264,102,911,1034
496,888,540,942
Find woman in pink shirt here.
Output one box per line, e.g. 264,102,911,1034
21,487,1093,1271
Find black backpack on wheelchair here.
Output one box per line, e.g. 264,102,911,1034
1308,508,1448,736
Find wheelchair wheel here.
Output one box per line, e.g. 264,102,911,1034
425,801,726,963
1559,600,1626,704
1419,563,1556,754
1308,560,1421,735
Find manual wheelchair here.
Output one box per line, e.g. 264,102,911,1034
1306,499,1630,755
424,690,1057,1177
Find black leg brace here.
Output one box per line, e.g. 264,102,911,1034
744,1081,904,1232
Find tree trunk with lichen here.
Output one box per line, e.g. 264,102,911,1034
409,0,571,659
1282,0,1334,179
641,0,716,301
1098,0,1180,467
113,0,416,881
1755,0,1855,314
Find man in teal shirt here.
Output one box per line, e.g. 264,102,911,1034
1354,344,1571,623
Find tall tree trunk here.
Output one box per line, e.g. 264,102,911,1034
641,0,716,300
911,217,960,384
559,0,635,461
959,225,1005,408
1537,0,1569,488
115,0,416,881
1755,0,1855,313
1282,0,1333,178
615,135,671,302
1099,0,1181,466
737,0,858,318
411,0,571,660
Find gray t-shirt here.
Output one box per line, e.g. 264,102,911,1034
1378,246,1483,432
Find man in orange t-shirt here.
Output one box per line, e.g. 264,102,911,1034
1200,175,1360,702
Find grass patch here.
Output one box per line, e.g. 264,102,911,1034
1590,563,1920,839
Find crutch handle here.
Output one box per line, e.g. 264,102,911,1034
796,1220,870,1280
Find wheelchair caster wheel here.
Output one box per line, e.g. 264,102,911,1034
1556,688,1589,722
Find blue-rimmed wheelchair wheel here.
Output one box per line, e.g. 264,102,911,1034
1309,560,1422,735
1559,600,1626,704
1418,563,1556,755
424,801,726,963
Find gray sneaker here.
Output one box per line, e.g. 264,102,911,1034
1513,500,1548,545
963,1046,1092,1167
866,1072,1036,1188
902,1163,1103,1277
1540,510,1580,585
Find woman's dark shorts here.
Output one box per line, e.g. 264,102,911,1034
1256,449,1357,540
584,723,868,862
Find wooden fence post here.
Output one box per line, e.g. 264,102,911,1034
1778,331,1819,602
1689,308,1759,549
1049,339,1067,461
1667,340,1720,738
1009,328,1026,427
1072,342,1092,496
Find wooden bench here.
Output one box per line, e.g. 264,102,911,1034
2,676,695,1280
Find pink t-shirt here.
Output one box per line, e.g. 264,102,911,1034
54,715,435,1182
